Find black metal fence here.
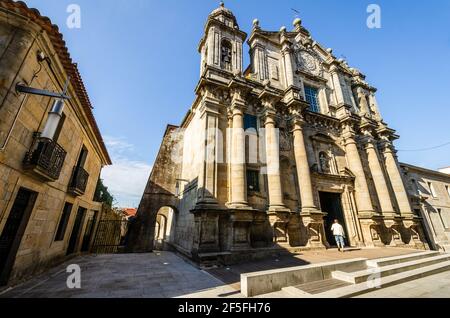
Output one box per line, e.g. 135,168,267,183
91,220,129,254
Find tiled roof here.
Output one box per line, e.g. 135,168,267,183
122,208,137,217
0,0,112,164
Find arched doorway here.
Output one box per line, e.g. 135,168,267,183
153,206,177,250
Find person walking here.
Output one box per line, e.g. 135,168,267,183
331,219,346,252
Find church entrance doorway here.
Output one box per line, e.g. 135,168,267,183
319,192,349,247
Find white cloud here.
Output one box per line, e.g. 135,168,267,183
101,136,152,208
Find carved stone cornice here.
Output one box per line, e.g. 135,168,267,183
296,70,328,84
258,86,283,104
376,122,399,141
283,86,308,109
304,111,341,132
228,76,251,112
311,171,355,183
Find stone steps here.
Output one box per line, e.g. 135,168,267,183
280,260,450,298
275,251,450,298
314,260,450,298
365,251,440,268
332,254,450,284
288,278,352,294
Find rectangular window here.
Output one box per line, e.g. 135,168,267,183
244,114,258,131
304,85,320,113
427,182,437,198
438,209,448,229
247,170,260,192
54,203,73,241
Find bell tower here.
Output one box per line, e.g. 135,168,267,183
198,2,247,76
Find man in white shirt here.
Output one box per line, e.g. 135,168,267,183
331,219,346,252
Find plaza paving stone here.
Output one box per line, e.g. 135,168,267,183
0,248,448,298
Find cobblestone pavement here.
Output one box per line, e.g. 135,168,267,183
0,252,235,298
0,248,446,298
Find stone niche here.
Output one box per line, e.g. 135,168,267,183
310,133,343,175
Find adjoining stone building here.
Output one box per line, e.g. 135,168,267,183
127,3,444,262
401,164,450,252
0,1,111,286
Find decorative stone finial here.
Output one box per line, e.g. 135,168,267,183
253,18,259,27
326,48,333,54
280,26,287,33
220,1,225,7
293,18,302,32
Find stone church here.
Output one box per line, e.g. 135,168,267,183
126,3,438,262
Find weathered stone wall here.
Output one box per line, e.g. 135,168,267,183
0,8,108,285
401,163,450,251
126,125,182,253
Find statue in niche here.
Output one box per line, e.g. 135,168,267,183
221,41,232,71
319,151,331,174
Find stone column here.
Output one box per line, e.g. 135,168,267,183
291,116,317,212
380,137,425,248
331,66,345,106
280,29,295,88
263,102,287,212
342,120,385,247
287,97,325,248
196,91,220,206
380,141,413,217
361,132,396,216
341,122,375,215
228,88,248,208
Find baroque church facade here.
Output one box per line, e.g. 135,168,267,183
127,3,434,262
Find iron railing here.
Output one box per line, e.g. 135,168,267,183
91,220,129,254
23,133,66,181
68,166,89,196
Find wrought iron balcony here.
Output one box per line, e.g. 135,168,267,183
68,166,89,196
23,133,67,182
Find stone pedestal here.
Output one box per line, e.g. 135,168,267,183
359,216,385,247
384,217,406,247
268,211,290,243
301,212,326,248
403,217,428,250
227,208,255,251
191,208,224,259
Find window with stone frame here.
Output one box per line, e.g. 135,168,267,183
244,114,258,131
304,85,320,113
437,209,448,229
246,169,260,192
428,182,437,198
221,39,232,71
54,202,73,241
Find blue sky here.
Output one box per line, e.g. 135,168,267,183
24,0,450,207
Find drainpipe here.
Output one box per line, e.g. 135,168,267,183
40,99,64,139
